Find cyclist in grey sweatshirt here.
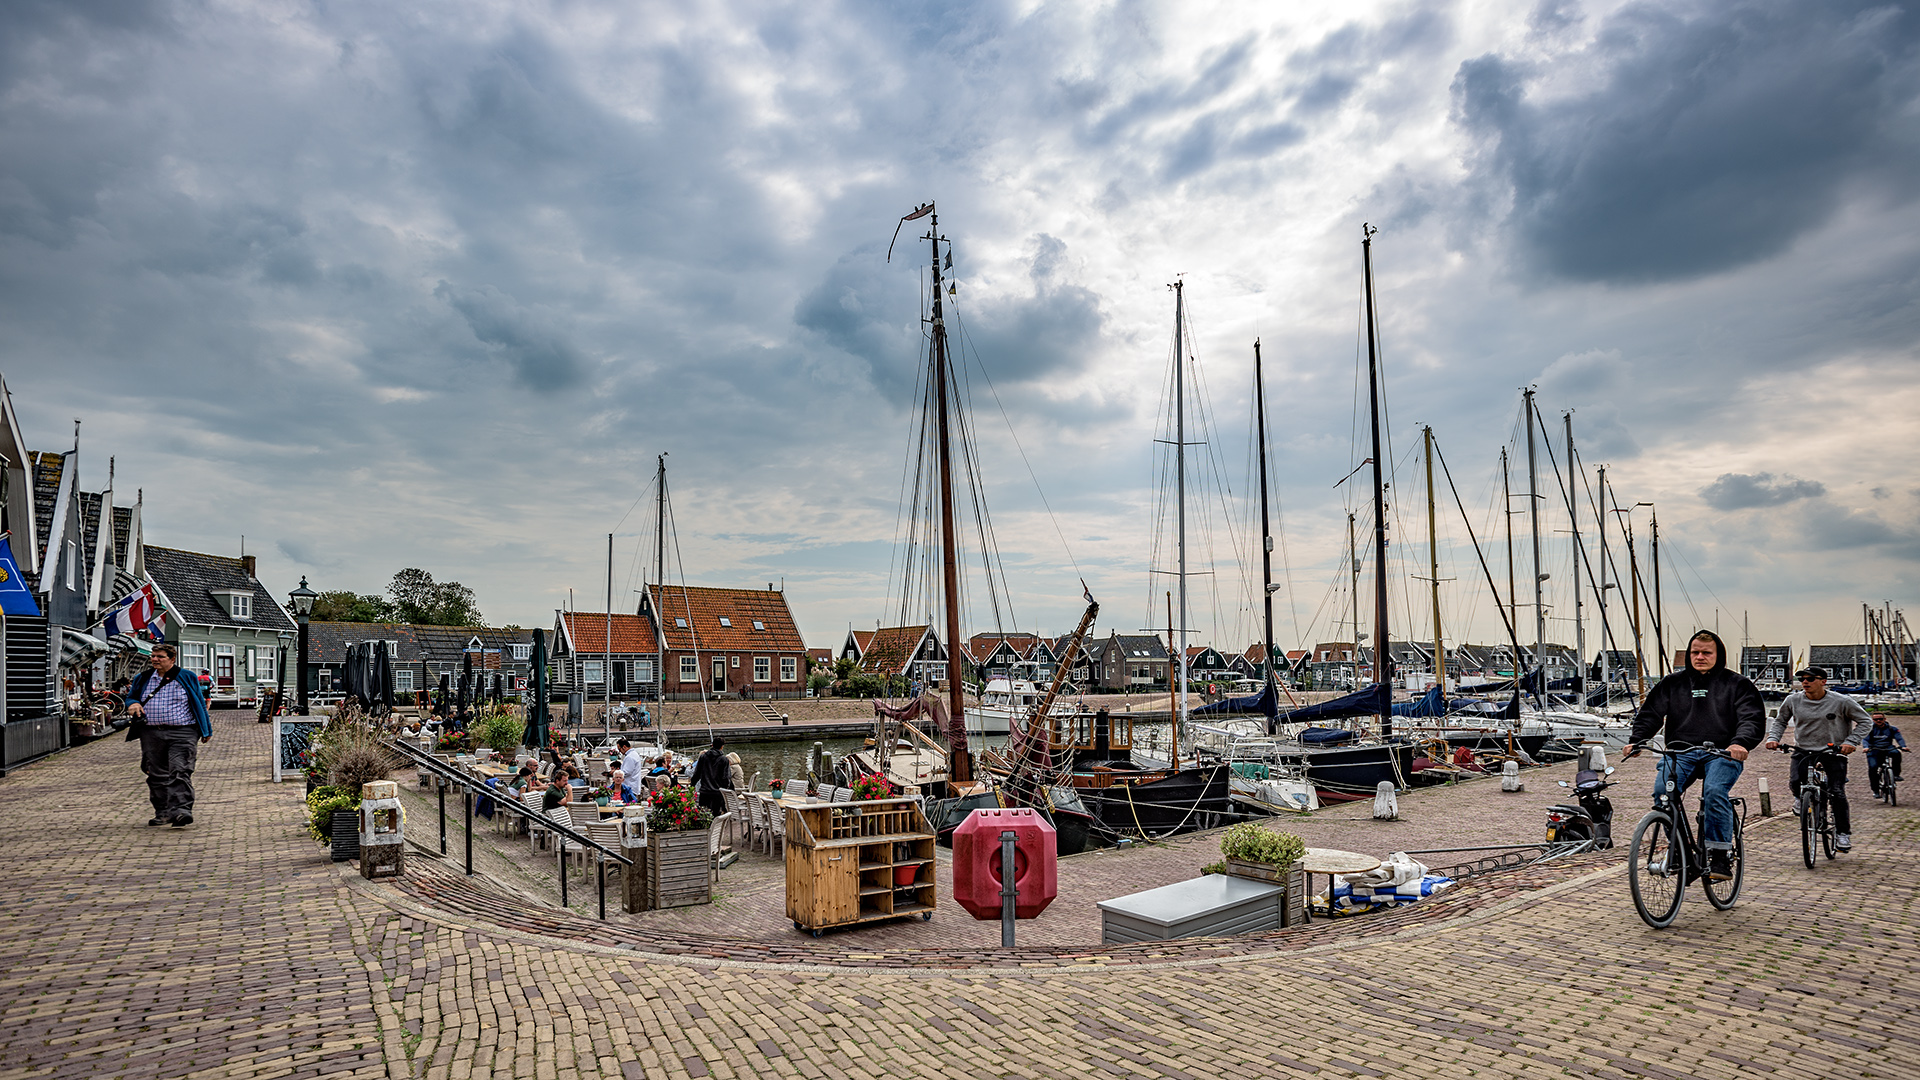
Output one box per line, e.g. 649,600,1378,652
1764,667,1871,851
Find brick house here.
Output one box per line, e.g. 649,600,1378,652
854,625,947,689
642,584,808,700
1090,633,1169,692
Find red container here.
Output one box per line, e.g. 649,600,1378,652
951,807,1057,920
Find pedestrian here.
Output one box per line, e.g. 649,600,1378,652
1623,630,1763,881
124,643,211,828
1864,713,1907,795
618,737,646,790
1764,667,1871,851
691,738,732,818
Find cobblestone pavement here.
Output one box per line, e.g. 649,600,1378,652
3,712,1916,1080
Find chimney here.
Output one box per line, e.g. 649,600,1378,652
242,554,257,580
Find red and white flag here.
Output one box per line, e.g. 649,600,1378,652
105,584,159,636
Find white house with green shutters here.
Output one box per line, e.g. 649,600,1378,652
146,546,297,707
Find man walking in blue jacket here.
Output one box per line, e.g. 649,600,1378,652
126,643,211,827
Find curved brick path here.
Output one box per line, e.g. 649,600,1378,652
4,710,1917,1079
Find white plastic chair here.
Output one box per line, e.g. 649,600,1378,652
706,812,733,884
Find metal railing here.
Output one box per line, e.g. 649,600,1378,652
384,739,633,919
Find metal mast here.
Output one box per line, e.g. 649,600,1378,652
1423,425,1444,692
1172,279,1190,732
1524,388,1545,693
1650,507,1665,676
1502,448,1517,678
1361,224,1390,735
1254,340,1276,689
1564,412,1585,708
1597,465,1611,704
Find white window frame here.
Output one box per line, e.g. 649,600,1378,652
581,660,604,685
731,655,740,668
257,649,276,685
184,641,208,672
752,620,766,631
753,656,770,682
679,655,697,682
66,541,76,589
394,668,415,692
512,644,531,661
244,646,257,677
780,657,797,682
718,617,732,628
231,594,252,619
635,660,654,683
385,640,399,657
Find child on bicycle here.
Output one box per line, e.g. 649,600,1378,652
1864,713,1906,797
1623,630,1764,882
1763,667,1871,851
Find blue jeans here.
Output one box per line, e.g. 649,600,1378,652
1655,746,1744,851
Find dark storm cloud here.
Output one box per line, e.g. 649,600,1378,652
436,282,589,392
1454,0,1920,282
1700,472,1828,511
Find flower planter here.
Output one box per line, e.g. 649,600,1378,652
596,796,611,807
893,863,921,887
1225,858,1305,926
648,827,712,908
330,808,362,863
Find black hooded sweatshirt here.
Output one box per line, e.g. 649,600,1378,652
1628,630,1765,750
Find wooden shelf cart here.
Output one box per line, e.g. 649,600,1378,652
785,796,936,936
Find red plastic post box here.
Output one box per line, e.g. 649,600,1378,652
951,807,1057,920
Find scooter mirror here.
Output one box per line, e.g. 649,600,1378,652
1557,779,1569,787
1603,766,1615,775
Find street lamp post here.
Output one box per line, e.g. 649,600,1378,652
289,576,317,716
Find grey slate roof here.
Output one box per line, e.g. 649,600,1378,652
1111,634,1169,660
145,546,297,633
307,621,533,667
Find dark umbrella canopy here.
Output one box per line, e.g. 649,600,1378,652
523,628,549,750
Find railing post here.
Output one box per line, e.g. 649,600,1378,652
438,778,447,854
1000,830,1018,948
464,788,474,875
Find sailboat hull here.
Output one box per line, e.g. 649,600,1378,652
1273,740,1417,801
1072,765,1237,835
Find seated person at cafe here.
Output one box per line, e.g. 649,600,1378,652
508,761,540,793
541,772,573,811
648,751,678,777
609,769,634,803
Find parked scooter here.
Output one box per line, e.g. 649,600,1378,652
1545,766,1617,849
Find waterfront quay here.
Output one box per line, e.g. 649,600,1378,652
3,712,1916,1080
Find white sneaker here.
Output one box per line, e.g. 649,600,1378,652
1836,833,1852,852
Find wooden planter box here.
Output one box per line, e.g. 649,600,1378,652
330,808,362,863
1225,858,1305,926
649,828,711,908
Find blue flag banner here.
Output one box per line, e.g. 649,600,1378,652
0,535,42,616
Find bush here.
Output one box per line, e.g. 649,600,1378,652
851,772,892,800
474,707,523,754
1219,823,1304,866
306,785,359,845
312,703,402,793
1200,861,1227,876
839,673,886,699
646,784,713,833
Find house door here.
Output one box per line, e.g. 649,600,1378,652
613,661,627,696
215,652,235,688
712,658,726,693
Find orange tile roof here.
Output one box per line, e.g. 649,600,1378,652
560,612,659,654
650,585,806,652
849,629,875,654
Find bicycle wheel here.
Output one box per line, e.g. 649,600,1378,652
1629,811,1685,929
1822,806,1837,860
1704,812,1744,910
1883,766,1897,807
1799,790,1818,870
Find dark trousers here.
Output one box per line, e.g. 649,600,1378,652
140,724,200,819
1790,753,1851,835
1866,748,1903,789
698,788,727,819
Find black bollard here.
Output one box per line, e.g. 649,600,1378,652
1000,830,1018,948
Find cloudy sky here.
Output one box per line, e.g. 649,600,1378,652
4,0,1916,660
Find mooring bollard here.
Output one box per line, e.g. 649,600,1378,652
1372,781,1399,820
1758,777,1771,817
620,805,652,913
1000,830,1019,948
358,781,405,879
1500,759,1525,793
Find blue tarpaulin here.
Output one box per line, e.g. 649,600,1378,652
1275,683,1391,726
1193,679,1280,717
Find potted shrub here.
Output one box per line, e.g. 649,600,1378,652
588,784,612,807
474,707,523,757
306,785,361,861
768,778,785,800
851,772,892,800
645,785,715,908
1218,823,1306,925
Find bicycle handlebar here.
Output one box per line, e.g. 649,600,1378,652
1775,743,1847,757
1622,744,1737,760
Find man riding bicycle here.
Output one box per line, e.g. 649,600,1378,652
1623,630,1763,882
1763,666,1870,851
1864,713,1906,798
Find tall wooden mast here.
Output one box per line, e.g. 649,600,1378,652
924,208,972,784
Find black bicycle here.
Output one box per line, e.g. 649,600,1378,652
1781,744,1846,868
1625,745,1747,929
1872,750,1899,807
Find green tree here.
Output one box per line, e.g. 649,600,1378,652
387,568,484,626
311,591,394,622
